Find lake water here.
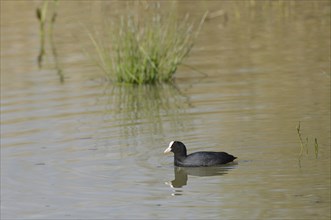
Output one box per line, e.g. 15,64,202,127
1,1,330,219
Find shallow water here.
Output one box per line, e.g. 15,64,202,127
1,1,330,219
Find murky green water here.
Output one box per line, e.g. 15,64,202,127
1,1,330,219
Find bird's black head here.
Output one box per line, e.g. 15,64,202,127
164,141,187,157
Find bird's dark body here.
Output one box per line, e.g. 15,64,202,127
174,151,236,167
164,141,237,167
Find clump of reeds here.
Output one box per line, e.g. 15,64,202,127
296,121,319,164
87,4,207,84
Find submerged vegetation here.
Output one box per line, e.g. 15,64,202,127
87,3,208,84
296,121,319,164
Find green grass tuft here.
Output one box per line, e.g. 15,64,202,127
296,121,319,165
87,5,207,84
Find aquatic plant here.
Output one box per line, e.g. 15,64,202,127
296,121,306,160
314,138,319,159
296,121,319,164
36,0,48,67
36,0,63,82
87,4,207,84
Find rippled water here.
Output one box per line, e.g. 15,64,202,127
1,1,330,219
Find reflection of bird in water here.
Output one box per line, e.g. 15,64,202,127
164,141,237,167
166,166,235,189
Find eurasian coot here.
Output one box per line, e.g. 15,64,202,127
164,141,237,167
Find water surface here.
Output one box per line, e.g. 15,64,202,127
1,1,330,219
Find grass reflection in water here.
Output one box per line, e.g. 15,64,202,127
103,83,192,144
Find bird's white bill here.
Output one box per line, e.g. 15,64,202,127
164,141,174,153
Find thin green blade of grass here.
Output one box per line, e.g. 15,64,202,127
314,138,319,159
296,121,304,161
87,30,109,74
